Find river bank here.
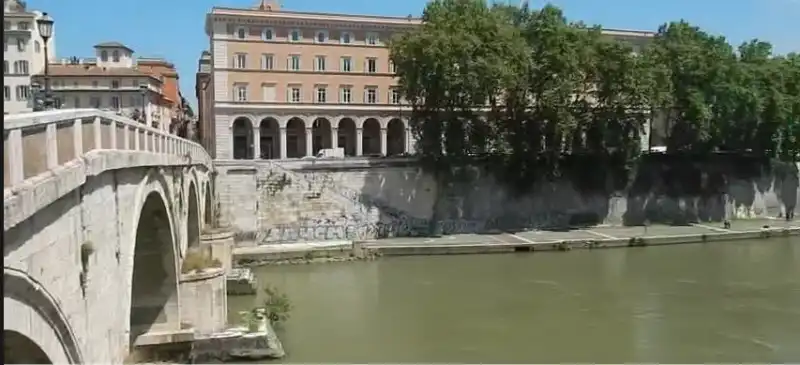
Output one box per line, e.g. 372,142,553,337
231,218,799,266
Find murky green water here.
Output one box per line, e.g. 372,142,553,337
229,238,800,363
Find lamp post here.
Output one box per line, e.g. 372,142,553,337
36,12,54,110
30,82,42,111
139,84,148,124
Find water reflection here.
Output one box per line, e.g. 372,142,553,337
229,238,800,363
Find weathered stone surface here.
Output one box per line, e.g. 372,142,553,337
5,154,213,364
215,158,800,245
190,321,285,362
226,268,257,296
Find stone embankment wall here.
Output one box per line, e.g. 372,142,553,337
214,156,800,245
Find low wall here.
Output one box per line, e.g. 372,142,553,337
214,156,800,244
179,268,227,335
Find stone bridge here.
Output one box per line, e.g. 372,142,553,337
3,109,214,363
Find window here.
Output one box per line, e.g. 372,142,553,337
13,60,29,75
261,83,276,102
17,38,26,52
389,60,397,74
34,41,40,53
3,86,10,101
73,96,81,108
366,58,377,73
340,31,352,44
366,32,379,45
3,21,9,30
128,96,137,108
316,86,327,103
262,28,274,41
4,37,8,52
18,22,29,30
289,86,302,103
288,55,300,71
90,96,101,108
261,54,274,70
315,31,328,43
290,29,301,42
53,97,62,109
3,61,7,74
340,57,352,72
391,88,401,104
100,50,108,61
73,81,78,88
235,84,248,101
92,81,99,88
234,53,247,69
315,56,326,71
112,50,120,62
111,80,120,89
111,96,121,110
340,86,352,104
236,26,247,40
365,87,378,104
15,85,30,101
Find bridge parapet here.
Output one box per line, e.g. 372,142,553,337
4,109,210,187
4,109,213,231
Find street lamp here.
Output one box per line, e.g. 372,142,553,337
36,12,54,110
139,84,148,124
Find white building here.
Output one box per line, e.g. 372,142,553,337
3,0,56,115
32,42,175,132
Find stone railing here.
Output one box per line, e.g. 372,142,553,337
4,109,212,230
4,109,211,188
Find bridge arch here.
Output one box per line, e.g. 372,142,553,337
187,182,200,249
204,182,213,226
127,171,180,347
3,268,83,364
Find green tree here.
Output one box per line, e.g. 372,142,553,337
643,20,737,153
390,0,528,167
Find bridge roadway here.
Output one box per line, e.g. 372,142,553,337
3,109,213,363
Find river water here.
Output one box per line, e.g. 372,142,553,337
228,238,800,363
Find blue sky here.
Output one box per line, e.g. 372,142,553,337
27,0,800,109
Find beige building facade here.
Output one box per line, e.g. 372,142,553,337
3,0,56,115
33,43,177,132
205,0,655,160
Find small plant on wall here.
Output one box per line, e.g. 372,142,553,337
262,285,293,325
181,247,222,274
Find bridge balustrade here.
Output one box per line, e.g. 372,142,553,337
3,109,211,190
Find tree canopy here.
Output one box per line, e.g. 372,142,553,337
389,0,800,187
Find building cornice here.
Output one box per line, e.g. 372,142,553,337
207,8,654,39
211,7,421,25
215,102,410,113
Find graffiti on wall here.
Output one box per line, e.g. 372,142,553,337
255,211,571,244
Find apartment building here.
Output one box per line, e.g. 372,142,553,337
3,0,56,114
197,50,214,157
137,58,186,131
32,43,179,131
204,0,655,160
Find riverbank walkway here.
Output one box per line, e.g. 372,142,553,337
370,218,798,247
233,218,799,261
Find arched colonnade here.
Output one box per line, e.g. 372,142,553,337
230,115,411,160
